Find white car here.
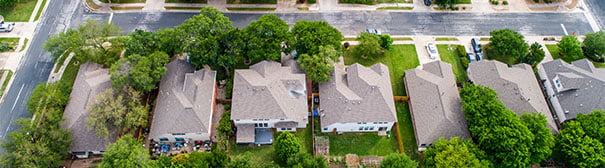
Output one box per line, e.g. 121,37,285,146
0,23,14,32
426,42,439,59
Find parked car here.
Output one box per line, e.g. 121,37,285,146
0,23,14,32
426,42,439,59
424,0,431,6
465,45,476,63
471,38,483,61
365,29,382,35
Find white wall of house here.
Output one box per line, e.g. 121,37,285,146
321,122,394,133
153,132,210,143
234,118,307,131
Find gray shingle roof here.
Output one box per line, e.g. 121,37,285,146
538,59,605,123
150,60,216,141
235,124,255,143
231,61,307,121
405,61,470,146
319,63,397,127
468,60,558,132
62,62,116,153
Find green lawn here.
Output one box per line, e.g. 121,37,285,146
546,44,605,68
437,44,468,82
454,0,471,4
229,141,275,165
435,37,458,41
226,7,276,11
165,0,207,3
227,0,277,4
376,6,413,10
0,38,20,52
20,38,28,52
0,70,14,99
325,133,397,156
100,0,146,3
344,44,420,96
395,102,421,161
340,0,409,5
60,59,82,88
393,37,413,41
479,37,491,41
34,0,48,21
165,6,204,10
0,0,37,21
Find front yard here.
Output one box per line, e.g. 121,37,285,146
0,0,37,21
437,44,468,82
545,44,605,68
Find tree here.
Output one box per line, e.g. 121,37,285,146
460,84,533,168
521,42,545,66
554,120,605,167
380,34,394,50
244,14,293,63
0,0,17,9
298,45,340,82
521,112,555,165
488,29,529,64
86,87,148,138
287,152,328,168
292,20,343,56
353,32,383,59
217,28,245,76
124,29,157,57
423,137,491,168
380,153,418,168
155,28,184,57
575,110,605,143
228,152,259,168
557,35,584,63
434,0,455,9
26,82,70,114
274,131,301,165
43,19,123,67
583,30,605,62
100,135,151,168
110,51,170,93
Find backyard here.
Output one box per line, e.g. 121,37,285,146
437,44,468,82
545,44,605,68
323,132,398,156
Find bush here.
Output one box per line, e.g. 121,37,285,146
462,6,466,10
225,78,233,99
492,0,499,5
308,0,316,3
533,0,538,2
502,0,508,5
460,56,469,69
379,34,393,50
0,0,18,8
456,45,466,57
544,0,552,3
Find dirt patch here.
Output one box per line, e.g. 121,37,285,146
565,0,578,9
66,157,103,168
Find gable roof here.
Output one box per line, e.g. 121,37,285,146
231,61,307,121
150,60,216,140
468,60,558,131
405,61,470,146
319,63,397,126
62,62,116,152
539,59,605,122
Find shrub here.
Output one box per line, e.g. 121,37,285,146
379,34,393,50
544,0,552,3
533,0,538,2
492,0,499,5
456,45,466,57
462,6,467,10
308,0,316,3
502,0,508,5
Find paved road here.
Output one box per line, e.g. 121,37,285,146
111,12,593,36
585,0,605,30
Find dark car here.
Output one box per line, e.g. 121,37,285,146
424,0,431,6
471,38,482,53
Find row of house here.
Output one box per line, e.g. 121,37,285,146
405,59,604,150
62,59,399,157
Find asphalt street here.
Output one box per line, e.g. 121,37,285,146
585,0,605,30
111,12,593,36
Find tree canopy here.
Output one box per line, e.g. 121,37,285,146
298,45,340,82
583,30,605,62
110,51,170,93
244,14,293,63
488,29,529,64
274,131,301,165
380,153,418,168
423,137,490,168
521,42,545,67
292,20,343,56
521,112,555,165
100,135,151,168
353,32,384,59
557,35,584,63
86,87,148,138
554,112,605,168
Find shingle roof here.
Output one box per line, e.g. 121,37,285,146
319,63,397,127
468,60,558,132
150,60,216,141
405,61,470,146
62,62,116,152
539,59,605,122
231,61,307,121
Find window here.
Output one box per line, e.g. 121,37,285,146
281,128,286,131
253,119,258,121
323,127,328,131
159,138,169,141
280,119,285,120
359,127,363,130
263,123,268,127
364,127,369,130
235,119,240,121
264,119,269,121
357,122,362,124
369,127,374,130
362,122,367,124
373,122,377,124
287,128,293,131
255,123,259,127
172,133,185,136
175,137,185,141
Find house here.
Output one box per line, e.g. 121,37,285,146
150,60,217,143
405,61,471,151
62,62,117,158
231,61,308,145
319,63,397,133
537,59,605,123
468,60,558,132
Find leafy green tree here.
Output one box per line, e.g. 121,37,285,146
380,34,394,50
0,0,17,9
287,152,328,168
576,110,605,143
229,152,259,168
155,28,184,57
557,35,584,62
217,28,244,76
460,84,533,168
86,87,148,138
275,131,301,165
244,14,293,63
488,29,529,64
380,153,418,168
43,19,123,67
353,32,383,59
554,120,605,167
292,20,343,55
423,137,491,168
110,51,170,93
100,135,151,168
26,82,70,114
521,112,555,165
583,30,605,62
298,45,340,82
434,0,455,9
124,29,157,57
521,42,545,66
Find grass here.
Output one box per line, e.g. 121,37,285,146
229,141,275,165
86,0,103,10
0,0,37,22
60,58,82,88
297,7,309,10
344,44,419,96
343,37,356,41
226,7,276,11
110,6,144,10
479,37,491,41
395,102,421,161
594,62,605,68
227,0,277,4
545,44,605,67
165,6,203,10
339,0,409,5
376,6,413,10
0,38,20,52
34,0,48,21
19,38,28,52
454,0,471,4
324,133,397,156
0,70,14,99
100,0,145,3
393,37,413,41
437,44,468,82
165,0,207,3
435,37,458,41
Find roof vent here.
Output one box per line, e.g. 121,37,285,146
565,110,569,114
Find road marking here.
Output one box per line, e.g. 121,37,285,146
3,121,12,138
108,13,114,24
560,24,568,36
11,84,25,112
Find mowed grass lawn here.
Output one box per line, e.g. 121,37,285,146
0,0,38,22
437,44,468,82
545,44,605,68
229,126,313,165
325,132,398,156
